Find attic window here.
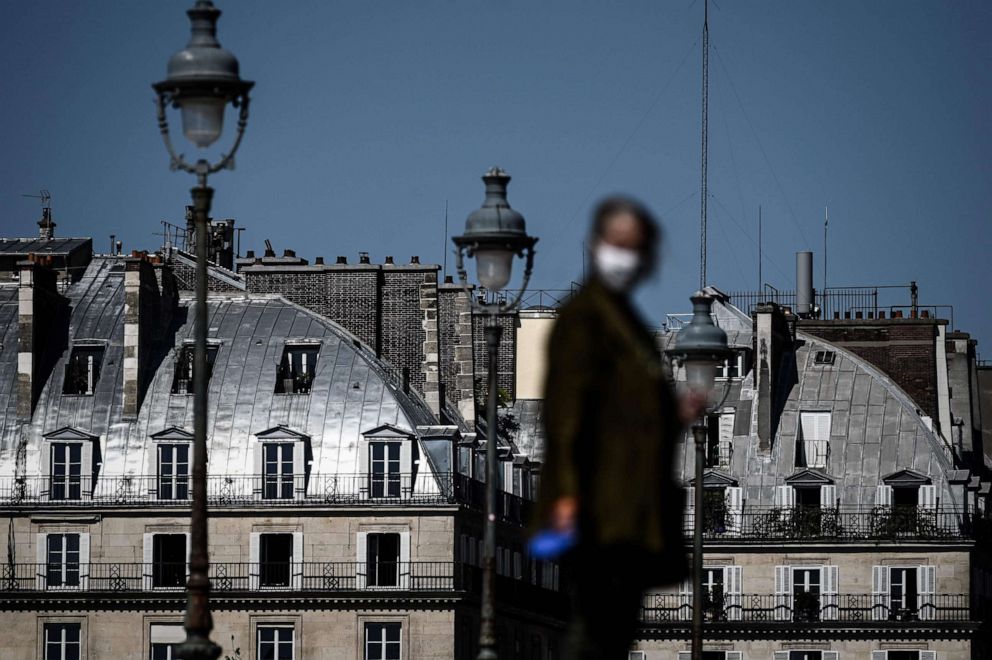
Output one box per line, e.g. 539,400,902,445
813,350,836,365
63,346,104,395
274,344,319,394
171,344,219,394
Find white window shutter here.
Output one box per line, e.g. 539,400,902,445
399,531,411,590
821,565,839,620
876,484,893,507
725,565,743,621
775,485,796,507
822,652,838,660
718,412,735,468
678,579,692,621
291,532,303,590
293,442,305,499
773,652,790,660
820,484,837,508
918,564,936,621
725,487,743,534
872,566,890,621
871,652,887,660
184,532,192,581
143,533,154,591
36,533,47,590
249,532,260,590
355,532,368,589
920,484,937,510
919,651,936,660
78,533,90,590
774,565,792,621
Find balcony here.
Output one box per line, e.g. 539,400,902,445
683,505,972,543
640,593,973,624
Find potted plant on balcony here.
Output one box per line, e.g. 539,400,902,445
793,590,821,622
293,370,314,394
703,584,726,622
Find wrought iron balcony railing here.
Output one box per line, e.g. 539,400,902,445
0,472,527,515
640,593,973,624
683,505,972,542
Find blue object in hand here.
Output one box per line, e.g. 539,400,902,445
528,528,577,560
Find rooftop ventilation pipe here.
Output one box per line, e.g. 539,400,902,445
796,251,814,317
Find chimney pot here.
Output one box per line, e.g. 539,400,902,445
410,256,420,264
879,311,886,319
894,310,903,318
314,256,324,265
833,311,840,320
283,249,295,258
359,252,370,264
384,256,394,265
336,256,347,264
444,275,454,284
844,312,851,319
246,250,255,258
920,310,930,319
855,311,863,319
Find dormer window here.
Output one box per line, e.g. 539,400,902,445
63,345,104,395
716,351,748,380
797,412,831,469
151,428,194,501
43,428,99,502
171,344,219,394
360,425,417,500
253,427,310,501
274,344,319,394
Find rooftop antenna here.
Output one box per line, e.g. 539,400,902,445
442,199,449,279
21,189,52,210
823,205,828,311
758,205,762,292
698,0,710,289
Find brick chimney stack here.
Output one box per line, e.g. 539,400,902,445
753,302,794,452
123,256,173,417
38,207,56,240
17,259,69,418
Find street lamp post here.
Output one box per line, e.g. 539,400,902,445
452,168,537,660
152,3,253,658
666,292,732,660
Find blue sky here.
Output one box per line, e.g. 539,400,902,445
2,1,989,349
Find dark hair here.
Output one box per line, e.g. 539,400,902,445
590,195,662,275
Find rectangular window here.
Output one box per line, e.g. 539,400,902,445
63,346,104,395
274,345,319,394
367,533,400,587
158,444,190,500
50,443,82,500
149,623,185,660
364,623,401,660
798,412,831,469
152,534,187,589
813,350,836,365
369,442,401,498
44,623,81,660
792,568,822,622
46,534,80,589
257,625,294,660
171,345,218,394
790,653,823,660
150,643,175,660
717,352,746,379
259,534,293,588
263,443,294,500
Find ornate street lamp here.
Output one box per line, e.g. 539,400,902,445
666,291,733,660
452,168,537,660
152,3,253,658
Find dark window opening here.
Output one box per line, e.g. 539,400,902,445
364,622,401,660
46,533,80,588
50,443,82,500
259,534,293,587
171,345,218,394
792,569,821,622
63,346,104,395
701,488,727,533
789,653,823,660
274,345,319,394
150,642,176,660
889,567,919,618
893,487,919,508
887,652,920,660
152,534,186,588
705,415,720,467
257,625,294,660
369,442,401,498
796,486,821,509
813,350,836,365
367,533,400,587
44,623,81,660
263,443,295,500
158,444,190,500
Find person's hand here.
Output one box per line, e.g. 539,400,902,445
550,496,578,533
679,389,709,425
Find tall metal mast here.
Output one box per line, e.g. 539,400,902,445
699,0,710,289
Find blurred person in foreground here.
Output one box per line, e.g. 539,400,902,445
536,196,706,659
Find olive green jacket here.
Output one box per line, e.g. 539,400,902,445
536,278,687,583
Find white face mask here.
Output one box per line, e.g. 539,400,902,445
592,243,642,292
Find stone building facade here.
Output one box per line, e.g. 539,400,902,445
0,251,562,660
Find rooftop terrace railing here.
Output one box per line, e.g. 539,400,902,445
640,593,973,624
682,505,972,543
